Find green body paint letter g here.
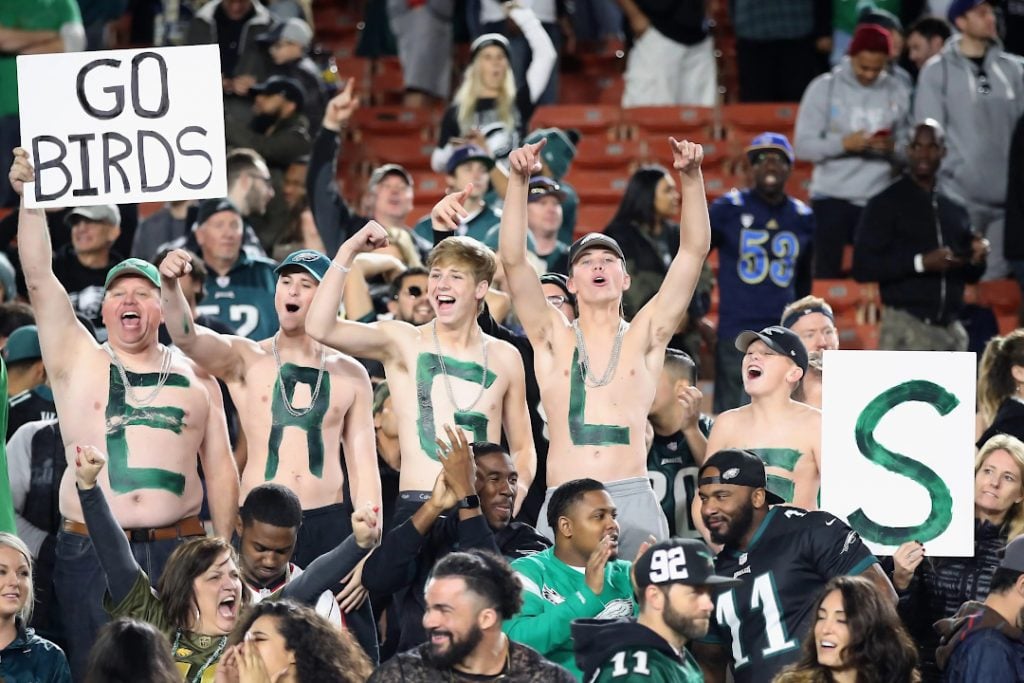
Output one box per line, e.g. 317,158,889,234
106,366,189,495
415,353,497,460
851,380,956,546
568,348,629,446
267,364,331,480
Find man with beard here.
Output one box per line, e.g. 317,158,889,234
573,538,741,682
708,133,815,413
692,449,895,683
780,295,838,410
504,478,639,678
853,119,988,351
369,549,574,681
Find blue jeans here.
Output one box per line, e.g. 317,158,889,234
54,530,184,682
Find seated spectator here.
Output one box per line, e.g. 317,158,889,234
522,127,578,243
414,145,499,244
978,329,1024,445
773,575,919,683
574,538,741,681
852,120,988,352
504,479,637,679
369,550,576,681
781,295,839,410
935,534,1024,682
257,17,328,132
619,0,716,106
362,427,550,651
4,325,55,438
906,16,951,76
708,133,814,413
483,176,569,274
72,444,378,679
0,532,71,682
221,600,373,682
54,205,123,332
603,165,684,319
83,618,178,683
795,24,911,278
891,433,1024,682
705,326,820,508
431,25,556,192
130,200,194,262
388,0,455,107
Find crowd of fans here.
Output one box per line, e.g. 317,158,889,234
4,0,1024,682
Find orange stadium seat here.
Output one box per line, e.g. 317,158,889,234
351,106,436,138
574,203,617,235
597,78,625,105
701,171,739,201
565,169,630,204
722,103,799,140
363,137,435,171
999,315,1020,335
531,104,621,137
977,279,1022,317
410,172,447,203
621,106,714,138
572,138,645,171
812,279,863,318
335,56,372,91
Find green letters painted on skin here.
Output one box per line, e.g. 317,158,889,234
749,448,801,503
267,363,330,479
106,366,189,495
416,353,497,460
568,348,630,446
851,380,956,545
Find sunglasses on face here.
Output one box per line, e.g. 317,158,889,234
397,285,424,298
546,294,568,307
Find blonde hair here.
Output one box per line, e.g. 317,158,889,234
427,236,496,285
453,52,516,134
977,331,1024,425
0,533,34,622
976,434,1024,539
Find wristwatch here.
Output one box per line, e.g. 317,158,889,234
457,495,481,510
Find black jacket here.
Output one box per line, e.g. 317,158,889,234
307,127,370,257
978,398,1024,448
853,175,985,325
368,640,574,682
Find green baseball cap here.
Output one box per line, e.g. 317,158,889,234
104,258,161,291
275,249,331,282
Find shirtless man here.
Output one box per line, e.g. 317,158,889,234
707,325,822,509
9,148,239,678
305,221,535,524
781,295,839,410
159,246,383,659
498,138,711,559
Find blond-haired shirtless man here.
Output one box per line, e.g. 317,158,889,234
498,137,711,559
9,148,239,678
306,222,535,523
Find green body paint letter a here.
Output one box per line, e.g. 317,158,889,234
106,366,189,495
267,363,330,479
568,348,629,446
851,380,956,545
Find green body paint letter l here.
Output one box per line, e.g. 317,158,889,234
567,348,629,446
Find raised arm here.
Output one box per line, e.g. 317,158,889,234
637,139,712,350
9,149,97,377
197,373,239,539
501,350,535,510
498,141,561,345
340,362,382,513
508,6,556,104
306,222,404,360
159,249,251,381
308,80,359,255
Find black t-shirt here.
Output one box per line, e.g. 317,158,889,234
637,0,708,46
52,247,122,331
437,88,534,160
703,506,879,683
7,389,56,440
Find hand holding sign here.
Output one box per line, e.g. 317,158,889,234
8,148,33,197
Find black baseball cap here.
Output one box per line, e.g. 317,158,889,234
539,272,575,307
735,325,809,375
634,539,742,590
528,176,567,203
698,448,786,505
568,233,625,267
194,198,242,229
250,75,306,109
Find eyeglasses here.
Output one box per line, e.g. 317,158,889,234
977,71,992,96
546,295,568,307
529,183,561,197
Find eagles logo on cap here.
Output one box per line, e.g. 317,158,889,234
722,468,740,480
292,252,319,262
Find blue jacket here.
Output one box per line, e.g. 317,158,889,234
935,600,1024,682
0,622,71,683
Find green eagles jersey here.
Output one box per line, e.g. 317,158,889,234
1,0,83,115
590,646,703,682
505,547,636,680
647,416,712,539
196,253,279,340
412,204,501,244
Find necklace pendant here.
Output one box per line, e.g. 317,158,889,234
196,635,212,648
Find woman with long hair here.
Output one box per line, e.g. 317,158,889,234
83,618,179,683
0,532,70,682
977,329,1024,445
773,575,919,683
431,7,556,194
217,600,373,683
74,444,378,682
889,433,1024,681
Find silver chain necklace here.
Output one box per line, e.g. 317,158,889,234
432,320,489,413
103,342,173,406
572,319,627,388
271,333,327,418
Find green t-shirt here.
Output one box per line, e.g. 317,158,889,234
1,0,83,115
505,547,636,679
591,646,704,682
412,205,502,245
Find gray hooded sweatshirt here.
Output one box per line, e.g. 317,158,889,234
795,57,912,205
914,36,1024,208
